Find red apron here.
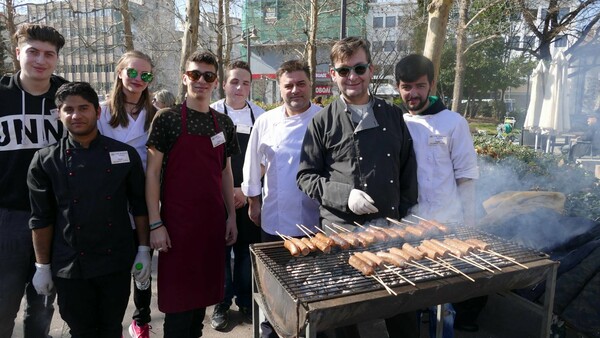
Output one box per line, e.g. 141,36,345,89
157,102,226,313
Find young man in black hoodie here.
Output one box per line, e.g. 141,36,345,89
0,23,67,338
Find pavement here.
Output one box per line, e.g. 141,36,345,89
13,256,586,338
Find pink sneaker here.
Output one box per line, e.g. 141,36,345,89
128,320,151,338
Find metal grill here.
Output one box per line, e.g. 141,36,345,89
250,228,558,338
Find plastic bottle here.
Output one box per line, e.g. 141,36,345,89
134,263,150,290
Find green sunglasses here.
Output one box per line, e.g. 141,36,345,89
126,68,154,83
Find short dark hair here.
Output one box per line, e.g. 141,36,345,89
395,54,434,85
276,60,310,81
226,61,252,80
330,37,371,65
186,51,218,72
14,24,65,52
55,82,100,110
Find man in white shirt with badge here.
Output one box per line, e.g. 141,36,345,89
209,61,264,330
241,60,321,337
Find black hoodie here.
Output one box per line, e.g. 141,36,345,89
0,71,69,211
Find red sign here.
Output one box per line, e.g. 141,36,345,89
251,74,277,80
315,85,332,95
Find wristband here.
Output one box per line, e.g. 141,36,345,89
149,220,163,230
150,224,164,231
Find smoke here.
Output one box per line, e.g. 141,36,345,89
474,152,598,252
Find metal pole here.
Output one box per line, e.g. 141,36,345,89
340,0,347,39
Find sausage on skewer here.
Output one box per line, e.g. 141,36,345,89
284,240,301,257
301,237,317,252
376,252,407,268
349,254,375,276
310,237,332,254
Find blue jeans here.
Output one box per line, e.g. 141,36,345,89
222,242,253,309
0,208,55,338
427,303,455,338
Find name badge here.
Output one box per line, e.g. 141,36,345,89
211,132,226,148
110,151,130,164
428,135,447,145
237,124,251,135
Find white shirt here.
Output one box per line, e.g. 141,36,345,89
403,109,479,224
97,104,149,170
210,99,265,130
242,104,322,236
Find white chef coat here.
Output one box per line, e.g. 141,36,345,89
97,104,149,170
210,99,265,130
242,104,322,236
403,109,479,224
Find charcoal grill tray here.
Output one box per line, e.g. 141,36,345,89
250,228,558,338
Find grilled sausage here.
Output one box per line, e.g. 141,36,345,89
404,226,425,239
401,243,425,260
378,227,400,240
310,237,332,254
430,239,462,257
366,228,389,242
361,251,384,267
329,233,351,249
389,247,413,262
315,233,335,247
417,245,440,259
389,227,409,240
354,252,378,269
465,238,491,250
349,254,375,276
422,240,449,257
356,231,377,245
338,232,360,247
425,220,449,233
301,237,317,252
290,238,310,256
444,238,473,254
284,240,300,257
376,252,407,268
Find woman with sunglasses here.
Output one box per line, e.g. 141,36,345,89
97,50,156,338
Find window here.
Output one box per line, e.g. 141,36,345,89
384,40,395,52
508,36,520,49
385,16,396,28
558,7,569,21
555,35,567,47
373,17,383,28
372,41,383,52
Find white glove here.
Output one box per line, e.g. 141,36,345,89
32,263,54,296
348,189,379,215
131,246,152,283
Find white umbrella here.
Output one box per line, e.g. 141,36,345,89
523,60,547,150
539,50,571,152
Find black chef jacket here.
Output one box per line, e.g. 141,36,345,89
297,96,418,226
27,134,147,279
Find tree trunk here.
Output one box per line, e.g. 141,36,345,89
178,0,200,102
423,0,453,96
224,0,232,72
216,0,225,98
5,0,18,71
120,0,134,51
307,0,318,97
451,0,469,113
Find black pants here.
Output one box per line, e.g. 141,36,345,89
55,270,131,338
164,307,206,338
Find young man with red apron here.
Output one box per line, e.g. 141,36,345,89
145,51,239,338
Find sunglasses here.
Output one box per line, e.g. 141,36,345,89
126,68,154,83
332,63,370,77
185,70,218,83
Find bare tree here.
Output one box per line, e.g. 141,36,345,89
2,0,18,70
423,0,454,95
178,0,200,101
120,0,133,51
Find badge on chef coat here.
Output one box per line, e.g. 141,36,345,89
236,124,252,135
428,135,448,145
110,151,130,164
211,131,226,148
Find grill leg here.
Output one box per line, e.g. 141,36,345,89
252,257,260,338
435,304,443,338
540,263,558,338
305,322,317,338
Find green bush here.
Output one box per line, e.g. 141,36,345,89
474,135,600,221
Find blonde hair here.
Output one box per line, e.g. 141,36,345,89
108,50,157,131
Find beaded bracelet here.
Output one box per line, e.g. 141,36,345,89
149,220,163,230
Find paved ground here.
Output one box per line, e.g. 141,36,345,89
13,253,587,338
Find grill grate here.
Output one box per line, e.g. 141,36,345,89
251,228,549,304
